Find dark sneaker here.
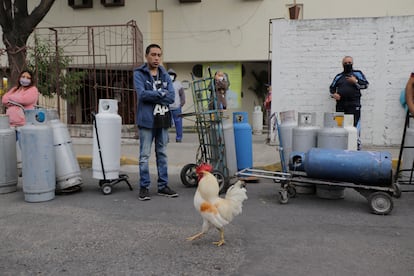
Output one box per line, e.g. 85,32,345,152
158,186,178,198
138,187,150,201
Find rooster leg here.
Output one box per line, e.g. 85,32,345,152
212,228,225,246
187,219,210,242
186,232,204,241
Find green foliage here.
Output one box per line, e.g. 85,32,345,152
248,70,269,104
27,37,85,103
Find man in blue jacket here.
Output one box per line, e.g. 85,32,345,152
134,44,177,201
330,56,369,150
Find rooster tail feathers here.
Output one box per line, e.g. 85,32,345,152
224,180,248,216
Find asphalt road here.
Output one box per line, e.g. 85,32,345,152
1,133,413,275
1,168,414,275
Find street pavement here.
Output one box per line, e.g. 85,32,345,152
1,132,414,275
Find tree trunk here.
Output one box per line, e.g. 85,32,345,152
3,32,30,87
0,0,55,86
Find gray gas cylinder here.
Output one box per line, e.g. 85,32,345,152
47,109,82,191
292,112,320,152
291,112,319,194
316,112,348,199
0,115,18,194
317,112,348,150
279,110,297,168
21,109,55,202
223,117,237,176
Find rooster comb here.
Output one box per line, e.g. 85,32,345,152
196,163,213,174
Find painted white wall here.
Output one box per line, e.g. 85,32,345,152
271,16,414,146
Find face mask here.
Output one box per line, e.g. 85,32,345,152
217,77,224,81
343,63,353,74
19,77,31,87
169,75,175,82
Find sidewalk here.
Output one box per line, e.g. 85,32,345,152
72,131,402,173
72,132,281,174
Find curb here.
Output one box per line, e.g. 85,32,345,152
77,155,138,169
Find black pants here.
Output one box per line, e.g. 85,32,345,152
336,102,360,127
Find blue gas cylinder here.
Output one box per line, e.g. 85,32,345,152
304,148,392,186
233,112,252,170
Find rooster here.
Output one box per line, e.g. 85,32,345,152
186,163,247,246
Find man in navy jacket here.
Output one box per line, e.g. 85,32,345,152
330,56,369,150
134,44,177,201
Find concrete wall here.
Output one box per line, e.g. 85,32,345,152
271,16,414,146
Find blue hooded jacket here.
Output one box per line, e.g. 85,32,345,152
133,63,175,128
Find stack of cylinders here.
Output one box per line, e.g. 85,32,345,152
21,109,55,202
47,109,82,191
291,112,319,194
279,110,297,168
317,112,348,150
233,112,252,170
343,114,358,151
0,115,17,194
316,112,348,199
401,126,414,183
222,117,238,176
92,99,121,180
252,106,263,135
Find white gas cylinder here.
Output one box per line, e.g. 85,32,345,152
92,99,122,180
343,114,358,150
252,106,263,135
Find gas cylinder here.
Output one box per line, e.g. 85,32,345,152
92,99,122,180
290,112,320,194
343,114,358,150
292,112,320,153
304,148,392,186
47,109,82,191
223,116,237,176
233,111,252,170
317,112,348,150
279,110,297,167
21,109,56,202
252,106,263,135
0,115,17,194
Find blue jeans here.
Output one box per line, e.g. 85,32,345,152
170,108,183,141
138,127,169,189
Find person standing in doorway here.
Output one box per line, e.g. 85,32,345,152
168,68,185,143
329,56,369,150
133,44,178,201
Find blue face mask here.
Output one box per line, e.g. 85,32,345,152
19,77,31,87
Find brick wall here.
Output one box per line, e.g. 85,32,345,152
271,16,414,146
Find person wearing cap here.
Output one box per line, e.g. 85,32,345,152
168,68,185,142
